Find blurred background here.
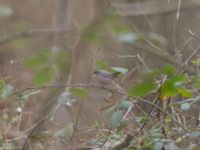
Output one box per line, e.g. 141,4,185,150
0,0,200,149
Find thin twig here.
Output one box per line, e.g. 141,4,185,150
22,117,48,150
15,83,123,95
70,99,85,148
134,97,168,115
175,44,200,74
175,28,200,51
176,0,181,20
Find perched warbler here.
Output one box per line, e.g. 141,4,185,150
93,70,120,85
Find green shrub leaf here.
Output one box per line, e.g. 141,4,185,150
1,84,14,98
154,142,164,150
111,67,128,75
128,81,156,97
24,52,49,69
160,75,188,98
191,58,200,66
118,100,133,110
180,103,191,111
177,87,192,98
189,131,200,139
111,110,124,128
70,87,88,98
33,67,54,85
0,5,13,17
53,51,70,72
117,32,139,43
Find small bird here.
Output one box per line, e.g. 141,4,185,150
93,70,120,85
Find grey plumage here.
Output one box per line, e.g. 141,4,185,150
93,70,119,85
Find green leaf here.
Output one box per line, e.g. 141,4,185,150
116,122,128,133
136,117,150,124
54,124,73,138
12,38,33,50
2,143,15,150
180,103,191,111
117,32,139,43
128,81,156,97
111,110,124,128
53,51,70,72
176,137,183,143
159,65,175,76
164,143,179,150
160,75,188,97
191,58,200,66
118,100,133,110
70,87,88,98
24,52,49,69
189,131,200,139
111,67,128,75
177,87,192,98
109,20,131,34
154,142,164,150
0,5,13,17
1,84,14,98
94,60,108,70
33,67,54,85
0,80,5,90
